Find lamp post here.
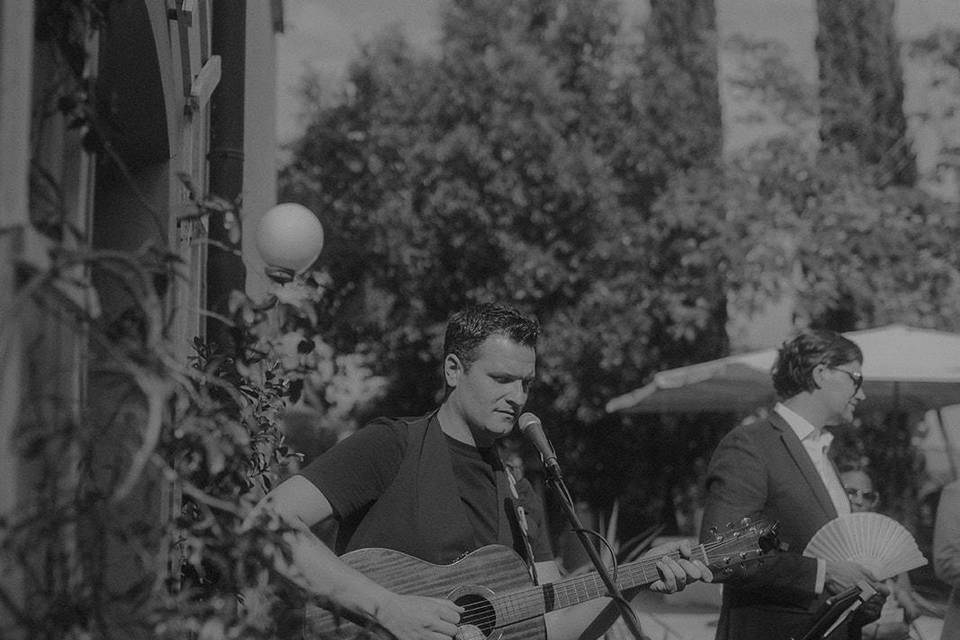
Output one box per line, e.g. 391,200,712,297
252,203,330,465
254,203,325,285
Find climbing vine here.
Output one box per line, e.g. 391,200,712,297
1,2,354,638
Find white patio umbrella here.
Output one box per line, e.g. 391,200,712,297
605,324,960,415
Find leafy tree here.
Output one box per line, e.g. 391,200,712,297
725,28,960,331
723,35,818,136
911,27,960,73
280,0,731,532
281,0,960,545
282,0,723,413
638,0,722,169
715,30,960,571
908,28,960,196
815,0,917,187
731,138,960,331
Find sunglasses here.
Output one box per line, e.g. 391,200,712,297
832,368,864,393
844,487,878,503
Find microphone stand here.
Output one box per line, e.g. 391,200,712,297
541,460,648,640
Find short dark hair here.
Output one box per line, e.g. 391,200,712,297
771,329,863,399
442,303,540,371
836,460,871,477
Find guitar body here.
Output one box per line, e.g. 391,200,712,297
303,518,779,640
304,545,546,640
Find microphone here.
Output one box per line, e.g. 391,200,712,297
518,412,560,475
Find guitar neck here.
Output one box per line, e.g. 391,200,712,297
541,548,694,612
488,546,706,627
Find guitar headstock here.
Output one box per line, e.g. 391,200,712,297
702,517,781,578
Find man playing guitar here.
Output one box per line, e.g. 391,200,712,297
249,303,714,640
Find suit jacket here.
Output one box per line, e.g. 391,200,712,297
700,412,843,640
934,480,960,640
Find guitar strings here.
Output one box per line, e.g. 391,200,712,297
453,533,759,628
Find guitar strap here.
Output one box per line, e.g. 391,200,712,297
505,470,540,584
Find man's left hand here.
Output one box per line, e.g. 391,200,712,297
644,539,714,594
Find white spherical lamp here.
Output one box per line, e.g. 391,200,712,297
255,203,325,278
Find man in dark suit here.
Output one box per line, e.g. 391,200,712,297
700,329,879,640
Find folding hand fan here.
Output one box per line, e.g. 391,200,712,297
803,512,927,580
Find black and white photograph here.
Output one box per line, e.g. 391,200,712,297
2,1,960,639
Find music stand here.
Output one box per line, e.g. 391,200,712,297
793,581,877,640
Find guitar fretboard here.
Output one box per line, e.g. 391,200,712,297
487,548,703,625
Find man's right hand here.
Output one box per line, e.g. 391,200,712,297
824,560,877,594
375,593,463,640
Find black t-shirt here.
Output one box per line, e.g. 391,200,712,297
445,435,500,547
298,420,553,561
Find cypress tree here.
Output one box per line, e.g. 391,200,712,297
815,0,916,186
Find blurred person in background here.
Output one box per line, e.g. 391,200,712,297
935,478,960,640
839,466,930,640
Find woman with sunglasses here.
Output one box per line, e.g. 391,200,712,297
839,467,924,640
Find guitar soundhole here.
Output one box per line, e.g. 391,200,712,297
455,593,496,636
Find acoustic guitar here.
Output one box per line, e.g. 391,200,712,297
305,517,778,640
